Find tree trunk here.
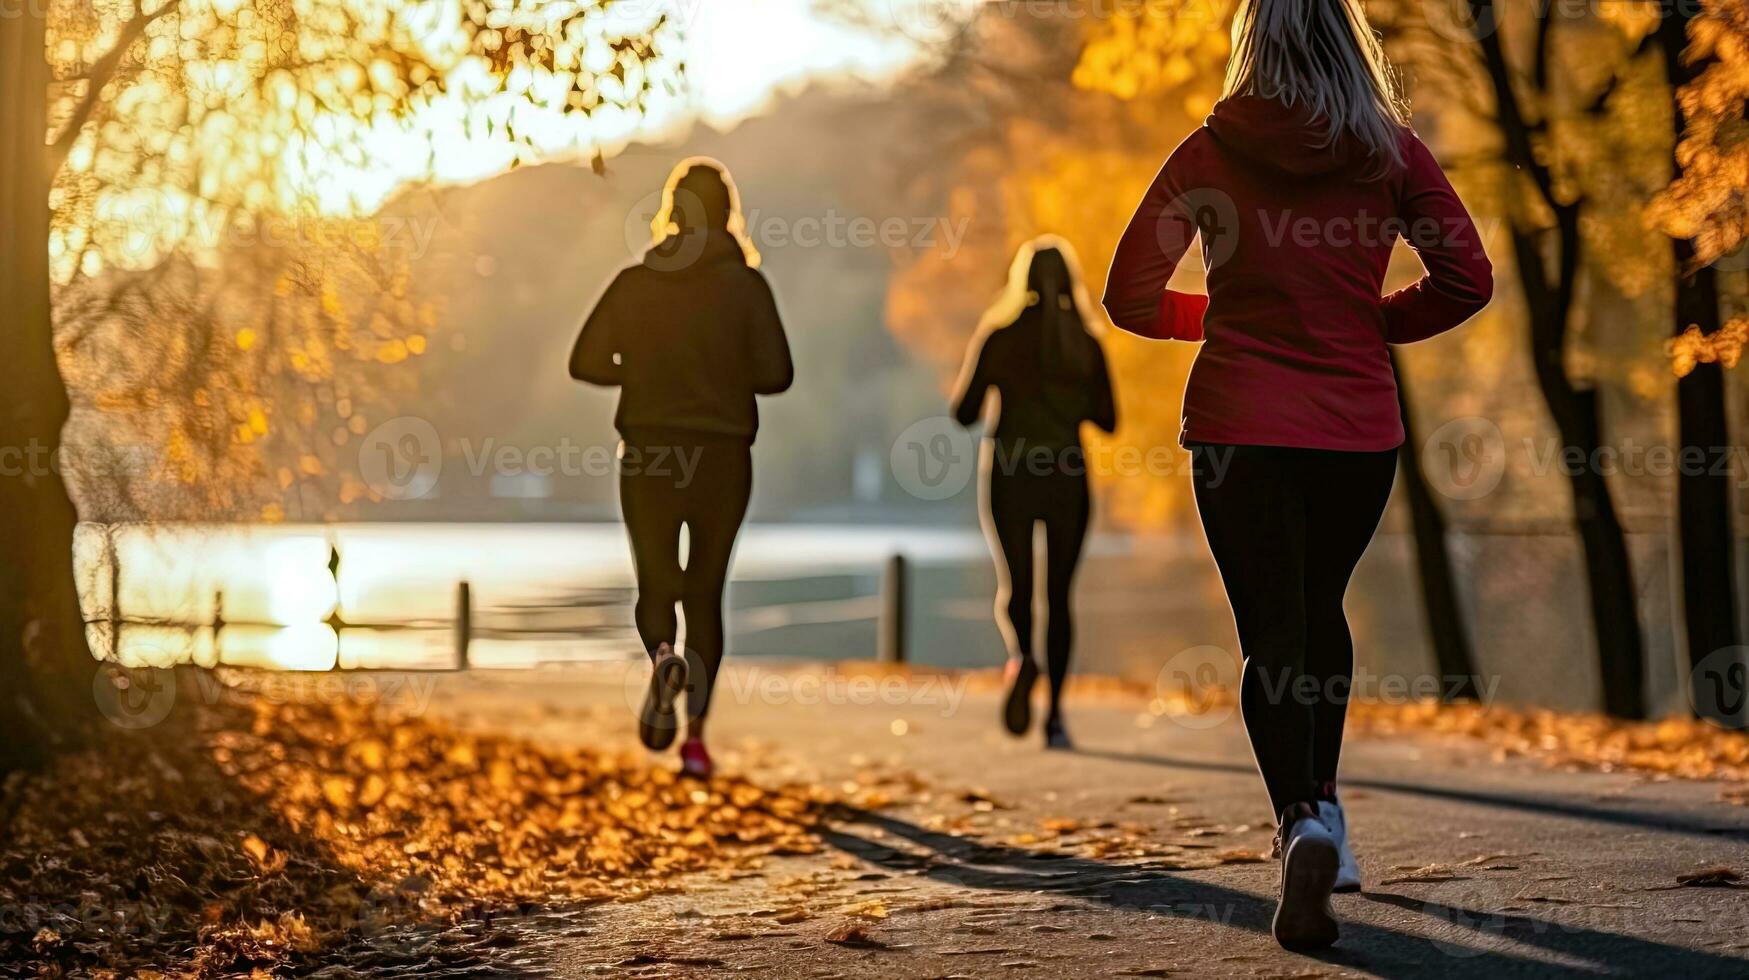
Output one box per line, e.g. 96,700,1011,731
1466,0,1649,718
1658,12,1742,725
1511,217,1647,718
1,10,98,772
1391,351,1481,700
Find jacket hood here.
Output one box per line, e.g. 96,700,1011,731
643,228,748,271
1206,95,1373,177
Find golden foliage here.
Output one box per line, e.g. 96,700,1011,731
1669,316,1748,374
1652,0,1749,269
1351,699,1749,781
46,0,673,520
0,682,828,976
59,230,437,520
1071,0,1231,116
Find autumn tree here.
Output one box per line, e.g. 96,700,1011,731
1648,0,1746,723
0,0,674,770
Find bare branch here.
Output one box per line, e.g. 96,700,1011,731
47,0,181,180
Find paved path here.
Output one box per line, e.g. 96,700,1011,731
414,662,1749,978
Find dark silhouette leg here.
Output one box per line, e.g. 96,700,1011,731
986,473,1036,661
620,454,684,654
1041,475,1090,722
1191,445,1314,816
1300,450,1396,786
680,440,752,733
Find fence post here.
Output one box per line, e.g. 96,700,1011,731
878,554,907,665
455,580,472,670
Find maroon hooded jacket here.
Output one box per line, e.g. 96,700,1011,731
1102,96,1493,452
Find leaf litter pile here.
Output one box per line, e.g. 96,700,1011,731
1349,699,1749,782
0,680,828,977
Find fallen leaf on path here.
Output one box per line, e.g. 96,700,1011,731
825,922,885,948
839,899,890,919
1380,864,1466,884
1460,852,1537,866
1676,867,1744,888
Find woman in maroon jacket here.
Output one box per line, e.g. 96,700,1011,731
1104,0,1492,951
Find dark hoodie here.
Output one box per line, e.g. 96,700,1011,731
571,230,794,442
1102,95,1493,452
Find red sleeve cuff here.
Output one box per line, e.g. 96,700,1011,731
1158,290,1208,341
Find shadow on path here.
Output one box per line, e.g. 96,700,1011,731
1072,747,1749,843
823,807,1749,978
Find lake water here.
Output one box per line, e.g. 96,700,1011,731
77,521,1706,713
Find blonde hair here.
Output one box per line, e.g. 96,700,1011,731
648,156,762,268
1223,0,1410,178
977,234,1102,335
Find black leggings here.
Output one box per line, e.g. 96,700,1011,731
620,432,752,723
985,448,1091,720
1189,442,1396,817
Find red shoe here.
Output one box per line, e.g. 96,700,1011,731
679,737,713,779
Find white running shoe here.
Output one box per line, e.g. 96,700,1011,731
1318,798,1363,894
1272,804,1340,951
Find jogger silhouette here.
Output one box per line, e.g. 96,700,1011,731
571,157,793,780
954,238,1117,750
